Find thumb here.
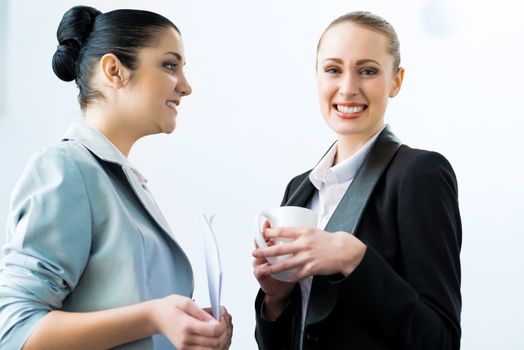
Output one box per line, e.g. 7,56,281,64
179,300,215,322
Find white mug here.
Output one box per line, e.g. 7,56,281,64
254,206,317,281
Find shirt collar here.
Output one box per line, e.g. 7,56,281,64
62,121,148,184
309,124,386,189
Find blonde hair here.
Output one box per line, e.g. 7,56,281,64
317,11,401,71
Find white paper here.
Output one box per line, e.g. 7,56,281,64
201,213,222,319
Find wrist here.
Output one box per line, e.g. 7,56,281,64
264,293,289,307
144,299,162,335
262,294,290,321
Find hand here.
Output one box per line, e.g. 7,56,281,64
252,227,367,281
253,221,296,299
150,295,231,349
252,221,296,320
202,306,233,350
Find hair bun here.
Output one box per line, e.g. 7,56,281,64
52,6,102,81
52,39,81,81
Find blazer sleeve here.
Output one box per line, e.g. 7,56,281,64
0,146,92,350
254,176,302,350
330,151,462,349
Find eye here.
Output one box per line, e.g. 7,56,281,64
359,67,378,77
324,66,341,74
163,62,178,72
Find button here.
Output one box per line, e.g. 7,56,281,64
306,333,311,340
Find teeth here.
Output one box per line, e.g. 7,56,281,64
337,105,364,114
166,101,177,110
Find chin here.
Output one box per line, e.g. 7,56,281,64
326,119,363,136
162,122,177,134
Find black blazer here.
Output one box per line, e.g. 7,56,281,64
255,127,462,350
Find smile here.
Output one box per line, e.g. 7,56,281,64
335,104,366,114
166,101,178,111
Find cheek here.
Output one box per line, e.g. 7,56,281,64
317,78,335,104
366,81,389,105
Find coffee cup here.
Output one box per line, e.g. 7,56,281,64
254,206,317,281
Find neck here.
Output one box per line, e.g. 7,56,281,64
334,124,384,165
84,106,138,157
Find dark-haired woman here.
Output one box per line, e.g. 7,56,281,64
252,11,461,350
0,6,232,350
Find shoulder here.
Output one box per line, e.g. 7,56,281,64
392,145,456,178
11,141,101,203
23,140,102,178
390,145,458,195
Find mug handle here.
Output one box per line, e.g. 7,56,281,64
254,210,274,248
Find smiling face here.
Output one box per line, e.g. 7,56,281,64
316,22,403,144
119,27,192,137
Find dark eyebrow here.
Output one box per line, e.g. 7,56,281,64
163,51,182,61
322,58,381,66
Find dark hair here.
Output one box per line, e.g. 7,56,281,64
317,11,401,72
52,6,179,110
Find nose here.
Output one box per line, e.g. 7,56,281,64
176,73,192,97
339,72,359,97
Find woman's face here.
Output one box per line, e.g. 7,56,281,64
316,22,403,142
120,27,192,136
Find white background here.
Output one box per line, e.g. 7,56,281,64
1,0,523,349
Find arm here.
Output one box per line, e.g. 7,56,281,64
0,147,231,350
254,286,301,350
23,296,229,350
253,176,302,350
255,152,461,349
330,152,462,349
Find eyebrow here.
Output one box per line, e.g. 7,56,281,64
322,58,381,66
163,51,182,61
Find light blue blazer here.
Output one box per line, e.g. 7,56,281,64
0,122,194,350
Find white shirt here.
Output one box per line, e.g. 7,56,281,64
299,125,385,346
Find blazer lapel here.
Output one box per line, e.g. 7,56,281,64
122,165,175,239
284,178,316,207
305,125,402,326
324,125,402,235
62,122,176,241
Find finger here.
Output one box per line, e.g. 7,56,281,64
178,299,215,322
202,307,213,316
253,263,273,280
216,317,233,350
257,221,272,244
263,255,307,276
252,256,270,269
185,316,224,338
252,242,301,258
219,307,233,325
265,226,306,239
286,261,313,281
219,306,228,318
183,332,223,348
218,328,233,350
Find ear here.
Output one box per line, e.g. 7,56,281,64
99,53,130,89
389,67,405,98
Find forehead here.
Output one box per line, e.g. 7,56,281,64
141,27,185,60
318,22,390,62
